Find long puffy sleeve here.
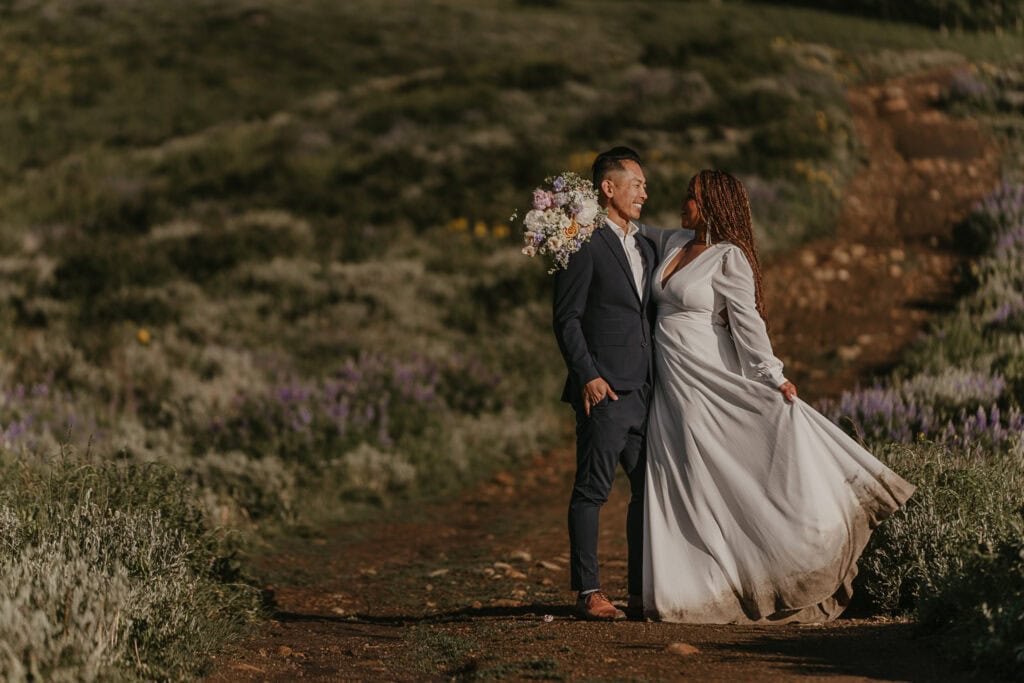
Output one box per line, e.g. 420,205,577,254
712,245,787,388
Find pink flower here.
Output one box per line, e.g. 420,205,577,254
532,189,553,211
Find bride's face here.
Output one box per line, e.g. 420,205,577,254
680,190,701,230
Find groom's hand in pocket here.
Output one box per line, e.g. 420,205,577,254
583,378,618,416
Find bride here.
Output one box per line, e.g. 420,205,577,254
640,170,915,623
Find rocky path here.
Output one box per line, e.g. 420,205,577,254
207,69,999,682
767,69,999,400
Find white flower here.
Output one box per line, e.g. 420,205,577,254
548,236,565,252
524,230,537,244
522,245,537,257
575,198,600,226
524,209,546,232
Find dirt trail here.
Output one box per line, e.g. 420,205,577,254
768,68,1000,401
208,69,999,682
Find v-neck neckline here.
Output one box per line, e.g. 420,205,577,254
660,243,717,290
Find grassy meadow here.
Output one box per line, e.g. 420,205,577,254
0,0,1022,678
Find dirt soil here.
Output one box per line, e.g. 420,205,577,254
767,69,1000,402
207,69,999,682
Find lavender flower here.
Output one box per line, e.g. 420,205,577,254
206,352,506,463
819,376,1023,451
948,71,990,101
990,302,1015,323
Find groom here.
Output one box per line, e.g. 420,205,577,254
552,147,657,620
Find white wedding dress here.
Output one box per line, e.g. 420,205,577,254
642,235,915,623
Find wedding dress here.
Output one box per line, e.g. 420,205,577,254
642,235,915,623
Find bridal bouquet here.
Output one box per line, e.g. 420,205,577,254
519,172,605,273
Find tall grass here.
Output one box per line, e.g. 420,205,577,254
0,451,262,681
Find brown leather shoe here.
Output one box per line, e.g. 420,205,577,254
574,591,626,621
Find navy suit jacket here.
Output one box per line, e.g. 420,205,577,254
553,222,658,405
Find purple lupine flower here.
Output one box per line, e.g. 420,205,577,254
977,183,1024,232
990,303,1014,323
205,351,507,464
995,226,1024,252
949,70,990,100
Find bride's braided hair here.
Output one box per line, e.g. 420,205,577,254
691,169,770,328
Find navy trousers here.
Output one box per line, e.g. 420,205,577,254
568,385,648,596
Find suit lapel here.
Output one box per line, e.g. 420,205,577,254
596,226,641,306
636,234,655,309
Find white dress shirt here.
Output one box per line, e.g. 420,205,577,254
606,217,645,297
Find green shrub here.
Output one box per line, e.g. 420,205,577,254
919,530,1024,678
0,456,262,680
856,443,1024,614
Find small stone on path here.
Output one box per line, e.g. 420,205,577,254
493,472,515,486
838,345,862,362
666,642,701,656
491,598,525,607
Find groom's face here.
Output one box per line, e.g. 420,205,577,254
602,160,647,224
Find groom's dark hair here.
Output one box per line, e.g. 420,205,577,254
592,146,643,188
